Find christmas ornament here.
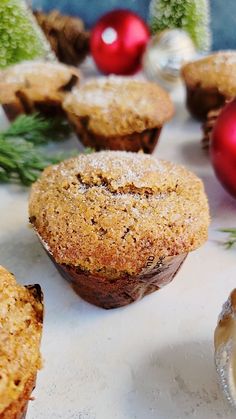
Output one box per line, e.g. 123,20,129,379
34,10,90,66
143,29,196,89
0,0,53,68
90,9,150,75
149,0,211,52
210,99,236,198
214,289,236,408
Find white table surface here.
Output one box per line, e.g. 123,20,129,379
0,65,236,419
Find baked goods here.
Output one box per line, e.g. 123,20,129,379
0,61,80,121
63,77,174,153
181,51,236,120
29,150,209,309
214,289,236,407
0,265,43,418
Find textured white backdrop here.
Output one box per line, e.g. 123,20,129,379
0,61,235,418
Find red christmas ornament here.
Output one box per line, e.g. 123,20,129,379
90,9,150,75
210,99,236,198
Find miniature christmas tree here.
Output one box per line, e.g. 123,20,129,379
149,0,211,51
0,0,53,68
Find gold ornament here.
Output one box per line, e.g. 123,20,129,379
214,289,236,407
143,29,197,89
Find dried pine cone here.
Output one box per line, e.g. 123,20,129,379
34,9,90,66
202,108,222,149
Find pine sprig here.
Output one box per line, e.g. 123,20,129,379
3,113,71,144
219,228,236,249
0,114,79,186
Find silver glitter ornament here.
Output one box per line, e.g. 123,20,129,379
214,289,236,408
142,29,197,90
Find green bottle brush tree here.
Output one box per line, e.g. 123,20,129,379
0,0,53,68
149,0,211,51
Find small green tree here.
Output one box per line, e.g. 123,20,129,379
0,0,52,68
149,0,211,51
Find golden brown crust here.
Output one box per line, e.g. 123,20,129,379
181,51,236,98
29,151,209,278
0,61,80,119
0,374,36,419
63,76,174,137
0,266,43,415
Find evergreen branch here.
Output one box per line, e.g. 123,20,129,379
2,113,72,144
0,113,87,186
219,228,236,249
0,137,75,186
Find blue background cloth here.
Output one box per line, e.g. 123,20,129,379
32,0,236,51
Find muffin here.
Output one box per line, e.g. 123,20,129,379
63,77,174,153
181,51,236,120
29,151,209,309
214,289,236,407
0,266,43,418
0,61,80,121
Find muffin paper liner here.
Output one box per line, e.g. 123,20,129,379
46,249,187,309
66,112,162,154
3,98,64,122
185,85,226,121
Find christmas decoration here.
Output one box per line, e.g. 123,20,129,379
202,108,222,149
34,10,90,66
210,99,236,198
90,9,150,75
215,289,236,408
0,0,53,68
143,29,196,89
220,228,236,249
0,114,74,185
149,0,211,52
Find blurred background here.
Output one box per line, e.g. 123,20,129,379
32,0,236,50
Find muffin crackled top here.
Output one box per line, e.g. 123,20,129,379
29,151,209,278
63,77,174,137
181,51,236,98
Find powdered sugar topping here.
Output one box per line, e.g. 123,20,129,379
0,60,70,84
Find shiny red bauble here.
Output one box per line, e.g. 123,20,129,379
90,9,150,75
210,99,236,198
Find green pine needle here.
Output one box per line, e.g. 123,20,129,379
149,0,211,51
219,228,236,249
0,113,82,186
3,113,72,145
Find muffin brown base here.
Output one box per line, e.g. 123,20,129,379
3,98,65,122
185,84,226,121
49,252,187,309
67,113,162,153
0,374,36,419
2,73,79,121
